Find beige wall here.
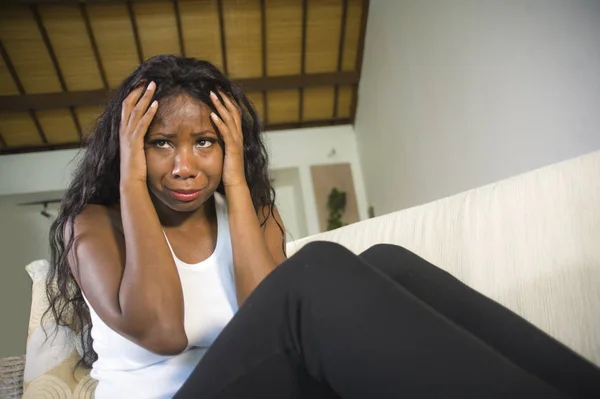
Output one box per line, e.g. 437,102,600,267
355,0,600,215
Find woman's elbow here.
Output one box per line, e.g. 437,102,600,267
142,326,188,356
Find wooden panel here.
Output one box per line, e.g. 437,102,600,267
310,163,360,232
223,0,262,79
86,3,141,88
303,86,334,121
133,1,180,60
0,6,61,94
36,108,79,144
179,0,223,70
265,0,302,76
75,105,103,139
266,90,298,123
0,55,19,95
305,0,343,73
38,5,104,91
342,0,363,71
0,112,43,146
336,85,353,118
246,91,264,123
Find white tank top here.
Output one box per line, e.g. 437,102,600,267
84,192,238,399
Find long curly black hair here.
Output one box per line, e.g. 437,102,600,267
44,55,284,369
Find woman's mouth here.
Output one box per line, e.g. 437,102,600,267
169,189,202,202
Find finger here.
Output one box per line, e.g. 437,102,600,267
209,91,237,137
209,111,234,147
217,90,242,132
132,100,159,141
120,85,146,133
127,81,156,131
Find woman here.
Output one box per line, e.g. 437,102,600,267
45,55,600,399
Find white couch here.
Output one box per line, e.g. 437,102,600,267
3,149,599,398
287,149,600,367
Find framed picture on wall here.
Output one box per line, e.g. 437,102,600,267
310,163,360,232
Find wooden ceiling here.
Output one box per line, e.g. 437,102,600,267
0,0,369,155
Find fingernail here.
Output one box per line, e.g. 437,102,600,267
210,91,217,99
210,112,218,120
151,100,158,108
148,81,156,90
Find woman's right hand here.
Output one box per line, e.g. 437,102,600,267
119,81,158,186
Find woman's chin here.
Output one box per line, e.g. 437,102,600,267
148,186,207,213
162,191,215,214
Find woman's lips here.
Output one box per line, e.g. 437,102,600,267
169,189,201,202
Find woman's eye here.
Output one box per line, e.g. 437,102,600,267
197,139,213,148
154,140,169,148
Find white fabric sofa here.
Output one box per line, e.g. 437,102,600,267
287,149,600,367
2,150,599,398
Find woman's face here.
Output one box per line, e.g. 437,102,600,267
144,93,224,214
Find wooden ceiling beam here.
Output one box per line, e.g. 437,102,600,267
29,109,49,143
127,1,144,64
31,4,81,139
333,0,349,119
350,0,370,123
0,141,81,155
0,41,21,147
0,41,26,94
298,0,308,123
260,0,268,125
5,0,181,4
80,3,109,89
173,0,185,57
266,118,351,132
0,71,359,113
216,0,228,76
0,39,49,144
31,5,67,91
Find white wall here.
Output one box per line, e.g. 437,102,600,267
0,124,368,357
356,0,600,215
0,150,81,204
265,125,369,235
0,203,58,357
270,167,308,241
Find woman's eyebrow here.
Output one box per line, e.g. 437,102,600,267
147,130,216,138
147,132,177,138
191,130,217,136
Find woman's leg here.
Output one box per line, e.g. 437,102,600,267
174,241,564,399
358,244,600,398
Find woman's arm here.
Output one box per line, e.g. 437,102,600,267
209,90,286,305
226,184,286,304
70,83,186,355
72,198,187,355
118,181,187,351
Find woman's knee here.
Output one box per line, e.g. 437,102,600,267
358,244,419,273
293,241,352,262
359,243,455,282
283,241,363,279
359,243,414,261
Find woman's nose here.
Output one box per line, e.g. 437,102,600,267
171,148,198,180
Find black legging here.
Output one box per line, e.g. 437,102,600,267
174,242,600,398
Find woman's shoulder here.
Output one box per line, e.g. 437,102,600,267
75,204,123,235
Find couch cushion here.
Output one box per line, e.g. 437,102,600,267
287,150,600,367
21,259,96,398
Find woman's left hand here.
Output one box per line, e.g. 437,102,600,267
210,91,247,188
